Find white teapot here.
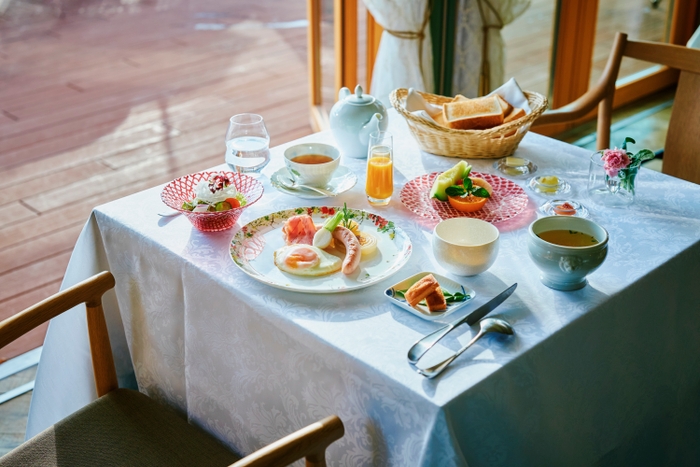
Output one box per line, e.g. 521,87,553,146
329,85,388,159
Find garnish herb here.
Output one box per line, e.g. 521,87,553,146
341,203,355,229
444,177,491,199
395,289,469,304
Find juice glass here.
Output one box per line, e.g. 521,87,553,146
365,131,393,206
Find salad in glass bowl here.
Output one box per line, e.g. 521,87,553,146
182,173,248,212
161,171,264,231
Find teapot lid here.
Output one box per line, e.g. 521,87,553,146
344,85,376,105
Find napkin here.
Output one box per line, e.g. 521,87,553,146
486,78,531,114
404,78,530,126
405,88,443,123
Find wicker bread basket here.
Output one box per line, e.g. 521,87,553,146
390,88,548,159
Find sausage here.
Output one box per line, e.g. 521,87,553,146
332,225,361,275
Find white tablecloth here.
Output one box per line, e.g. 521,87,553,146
28,114,700,466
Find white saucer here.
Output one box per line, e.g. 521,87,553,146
270,166,357,199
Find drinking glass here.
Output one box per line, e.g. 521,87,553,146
587,151,636,207
225,114,270,173
365,131,393,206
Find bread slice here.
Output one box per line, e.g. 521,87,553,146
443,96,504,130
425,288,447,312
504,106,526,124
405,274,440,307
495,95,513,116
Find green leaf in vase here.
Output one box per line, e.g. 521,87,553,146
622,137,636,150
635,149,655,162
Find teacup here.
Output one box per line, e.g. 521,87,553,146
284,143,340,188
527,216,608,291
432,218,500,276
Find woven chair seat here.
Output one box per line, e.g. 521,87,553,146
0,389,241,467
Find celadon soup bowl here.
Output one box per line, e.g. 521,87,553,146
528,216,609,291
432,218,500,276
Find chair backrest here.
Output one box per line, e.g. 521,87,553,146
623,40,700,184
534,32,700,185
0,271,118,397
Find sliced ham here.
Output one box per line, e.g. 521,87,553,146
282,215,317,245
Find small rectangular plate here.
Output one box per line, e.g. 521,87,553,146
384,272,476,321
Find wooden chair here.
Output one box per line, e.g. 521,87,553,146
0,272,344,467
533,32,700,185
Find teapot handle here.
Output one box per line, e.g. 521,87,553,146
338,87,351,101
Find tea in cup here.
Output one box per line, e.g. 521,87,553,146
284,143,340,187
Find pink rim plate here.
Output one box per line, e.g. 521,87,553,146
400,171,528,227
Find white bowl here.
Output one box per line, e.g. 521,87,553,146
527,216,608,291
284,143,340,187
432,218,500,276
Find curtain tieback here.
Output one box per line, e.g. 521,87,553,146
383,0,433,84
476,0,505,96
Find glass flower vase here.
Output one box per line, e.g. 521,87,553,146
587,151,638,207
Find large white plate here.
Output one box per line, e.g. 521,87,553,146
230,206,412,293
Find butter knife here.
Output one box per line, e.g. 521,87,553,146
407,283,517,364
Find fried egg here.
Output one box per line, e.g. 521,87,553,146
273,244,342,277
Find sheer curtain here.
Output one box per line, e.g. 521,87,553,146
363,0,434,106
453,0,530,97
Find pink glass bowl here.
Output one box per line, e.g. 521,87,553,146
161,171,264,232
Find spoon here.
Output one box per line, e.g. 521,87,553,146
158,210,181,217
415,318,514,379
279,174,337,197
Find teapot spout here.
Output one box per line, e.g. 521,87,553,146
359,113,384,147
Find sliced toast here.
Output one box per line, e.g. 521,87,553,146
442,96,505,130
503,106,526,124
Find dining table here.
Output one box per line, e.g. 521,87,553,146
26,110,700,466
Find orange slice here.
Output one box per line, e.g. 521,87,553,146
448,194,489,212
446,177,493,212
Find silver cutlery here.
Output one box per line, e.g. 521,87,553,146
278,174,337,197
415,318,514,378
416,318,513,378
407,283,517,364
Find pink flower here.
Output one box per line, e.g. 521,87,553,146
602,148,630,177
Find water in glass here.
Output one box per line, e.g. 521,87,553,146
225,114,270,173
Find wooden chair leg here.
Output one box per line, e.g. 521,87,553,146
596,94,613,150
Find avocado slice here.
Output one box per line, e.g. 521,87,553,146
429,161,471,201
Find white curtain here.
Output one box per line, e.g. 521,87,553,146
363,0,434,106
452,0,530,96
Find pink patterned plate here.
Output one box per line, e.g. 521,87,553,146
400,171,528,226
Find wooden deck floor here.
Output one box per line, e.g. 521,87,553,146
0,0,320,362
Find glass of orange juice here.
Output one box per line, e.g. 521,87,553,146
365,131,393,206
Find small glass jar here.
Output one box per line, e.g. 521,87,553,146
528,175,570,196
539,199,589,218
493,156,537,177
